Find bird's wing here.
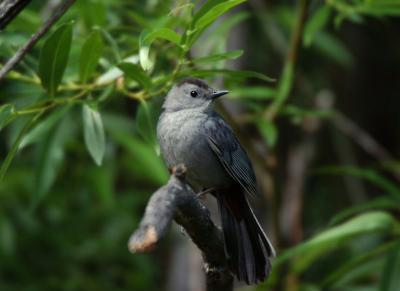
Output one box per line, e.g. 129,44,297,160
205,114,258,197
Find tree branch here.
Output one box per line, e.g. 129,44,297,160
128,165,233,291
0,0,32,30
0,0,76,82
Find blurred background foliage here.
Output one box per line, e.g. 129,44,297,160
1,0,400,290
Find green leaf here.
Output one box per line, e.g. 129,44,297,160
186,69,275,82
38,23,73,97
0,104,15,132
321,241,398,288
328,258,385,290
315,166,400,200
329,196,400,226
210,11,249,38
96,55,139,85
257,119,278,147
204,11,250,51
304,5,331,47
98,28,121,63
275,212,400,273
88,165,116,208
82,104,106,166
187,0,246,47
380,240,400,291
32,118,72,209
118,62,152,90
78,0,106,28
192,50,243,63
0,215,15,256
230,86,277,100
139,28,181,70
314,32,354,68
193,0,246,32
0,113,42,181
80,30,104,83
281,105,333,118
19,106,71,150
110,131,168,186
192,0,226,24
135,98,162,147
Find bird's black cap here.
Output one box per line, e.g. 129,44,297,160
178,77,210,90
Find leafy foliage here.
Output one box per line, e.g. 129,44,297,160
1,0,400,290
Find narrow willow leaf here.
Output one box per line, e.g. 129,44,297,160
19,106,71,150
192,50,243,63
38,23,73,97
0,113,42,181
135,98,162,147
329,196,399,226
380,241,400,291
210,11,249,40
139,28,181,70
32,120,70,209
0,104,15,132
96,55,139,85
78,0,107,28
275,212,399,271
314,32,354,68
80,30,104,83
187,0,246,47
316,166,400,199
304,5,331,47
82,104,106,166
257,119,278,148
229,86,277,100
186,69,275,82
194,0,246,32
281,105,333,118
110,131,168,185
321,241,397,288
118,62,152,90
361,5,400,17
0,215,16,255
192,0,225,24
99,28,121,63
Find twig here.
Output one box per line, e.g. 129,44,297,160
128,165,233,291
0,0,76,81
332,111,400,181
333,112,394,163
0,0,32,29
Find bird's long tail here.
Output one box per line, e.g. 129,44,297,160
217,189,275,284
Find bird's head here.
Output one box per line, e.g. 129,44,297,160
162,78,229,112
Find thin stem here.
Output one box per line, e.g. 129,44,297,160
0,0,76,81
0,0,32,29
264,0,308,121
15,90,88,116
0,111,43,181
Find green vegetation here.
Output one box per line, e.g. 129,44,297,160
1,0,400,290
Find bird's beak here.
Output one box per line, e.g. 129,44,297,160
209,90,229,100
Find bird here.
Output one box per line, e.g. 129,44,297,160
157,77,275,284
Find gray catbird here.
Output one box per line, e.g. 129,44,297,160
157,78,275,284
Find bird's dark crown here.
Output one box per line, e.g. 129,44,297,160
177,78,209,90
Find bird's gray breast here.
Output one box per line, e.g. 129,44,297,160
157,110,230,190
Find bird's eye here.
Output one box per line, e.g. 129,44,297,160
190,90,198,98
